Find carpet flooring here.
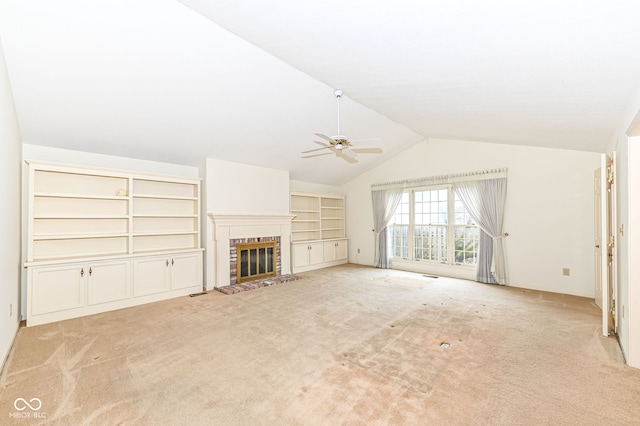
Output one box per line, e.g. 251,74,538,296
1,264,639,425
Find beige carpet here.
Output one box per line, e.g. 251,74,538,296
2,264,639,425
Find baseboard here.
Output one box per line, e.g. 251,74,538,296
0,319,23,376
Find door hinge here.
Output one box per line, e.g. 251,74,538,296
607,168,614,184
609,235,615,248
611,299,615,312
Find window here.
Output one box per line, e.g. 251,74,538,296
389,192,409,259
389,187,479,266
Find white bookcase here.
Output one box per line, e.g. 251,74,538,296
290,192,348,273
24,161,204,326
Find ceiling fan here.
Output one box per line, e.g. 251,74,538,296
302,89,383,164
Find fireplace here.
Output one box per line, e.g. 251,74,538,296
230,237,280,284
208,214,295,289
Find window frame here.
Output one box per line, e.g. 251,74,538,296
388,184,478,269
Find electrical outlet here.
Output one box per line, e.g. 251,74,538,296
562,268,570,276
9,303,12,317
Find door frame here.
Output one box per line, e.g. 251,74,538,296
595,153,617,337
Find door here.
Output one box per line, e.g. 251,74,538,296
323,241,338,263
293,243,311,268
595,153,616,337
133,255,170,296
335,239,348,261
309,242,324,266
606,153,617,334
594,163,605,312
170,252,202,290
30,263,86,315
87,259,132,305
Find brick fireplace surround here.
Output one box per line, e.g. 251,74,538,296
208,214,295,288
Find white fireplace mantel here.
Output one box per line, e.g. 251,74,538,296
208,213,295,287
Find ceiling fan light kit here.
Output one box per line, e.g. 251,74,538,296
302,89,383,163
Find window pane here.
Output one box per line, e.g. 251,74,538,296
414,225,447,262
454,194,476,225
454,226,479,265
392,192,410,225
389,225,409,258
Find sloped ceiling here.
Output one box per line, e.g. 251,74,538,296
2,1,640,185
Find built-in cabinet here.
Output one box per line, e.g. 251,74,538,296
292,241,324,270
25,161,203,326
290,192,348,273
323,239,348,263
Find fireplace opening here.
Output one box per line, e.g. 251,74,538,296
236,240,277,283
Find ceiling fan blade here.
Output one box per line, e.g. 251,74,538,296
302,152,333,159
350,137,382,146
302,146,331,154
337,152,358,164
314,133,336,144
341,149,357,159
351,148,383,154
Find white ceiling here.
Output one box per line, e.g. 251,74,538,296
2,1,640,185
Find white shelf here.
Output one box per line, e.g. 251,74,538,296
132,214,198,218
34,192,129,200
290,192,346,242
34,214,129,219
33,233,129,240
132,194,198,201
133,231,198,237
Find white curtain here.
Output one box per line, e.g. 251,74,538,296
454,178,508,285
371,189,404,268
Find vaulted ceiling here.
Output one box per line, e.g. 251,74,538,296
2,1,640,185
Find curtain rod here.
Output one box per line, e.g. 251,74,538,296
371,168,507,190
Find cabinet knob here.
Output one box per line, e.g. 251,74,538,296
89,267,92,276
80,268,84,277
171,258,174,266
166,259,169,267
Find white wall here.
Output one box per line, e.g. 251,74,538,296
206,158,289,215
345,138,601,298
204,158,290,289
0,35,22,370
289,179,345,196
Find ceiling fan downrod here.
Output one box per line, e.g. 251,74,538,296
334,89,345,141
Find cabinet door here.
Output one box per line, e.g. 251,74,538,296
170,252,202,290
293,243,311,268
335,240,348,261
31,263,86,315
88,259,132,305
323,241,337,263
133,256,170,296
309,242,324,265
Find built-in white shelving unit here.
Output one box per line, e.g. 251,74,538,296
290,192,348,273
24,161,204,326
